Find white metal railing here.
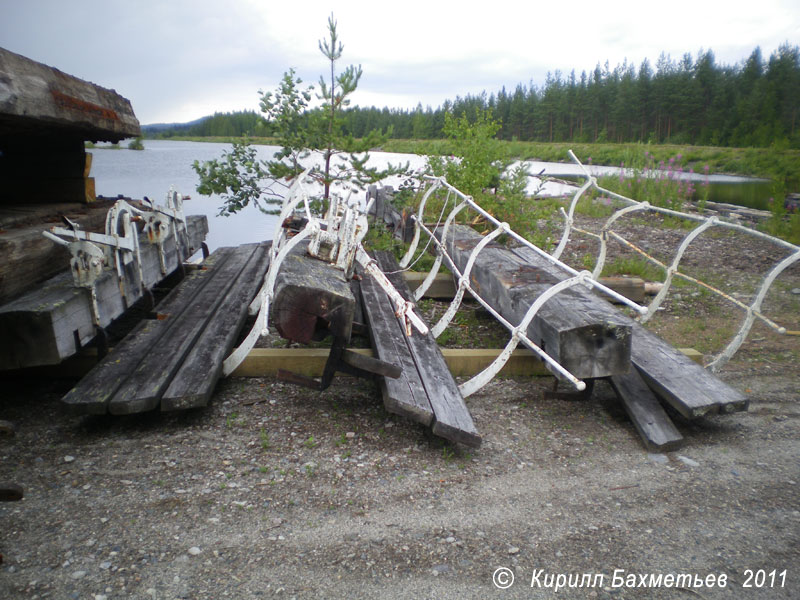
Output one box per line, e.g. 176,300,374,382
399,176,648,396
556,151,799,371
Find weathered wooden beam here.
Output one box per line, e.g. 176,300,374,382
374,251,481,447
271,246,355,344
509,245,748,418
0,199,116,304
0,47,140,142
358,264,435,427
609,370,684,452
441,224,632,379
402,271,647,304
0,214,208,370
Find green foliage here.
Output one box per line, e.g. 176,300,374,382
601,256,665,280
127,137,144,150
192,14,404,217
427,109,506,197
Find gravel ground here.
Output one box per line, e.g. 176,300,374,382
1,213,799,600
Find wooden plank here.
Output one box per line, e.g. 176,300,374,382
630,325,748,418
374,251,481,447
160,243,272,411
442,225,632,379
609,369,684,452
359,263,434,426
0,214,208,370
509,245,748,418
271,247,355,344
60,248,236,414
107,245,256,415
230,348,550,378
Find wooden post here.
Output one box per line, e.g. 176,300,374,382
271,246,355,344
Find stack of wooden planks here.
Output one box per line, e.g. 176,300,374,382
61,243,270,414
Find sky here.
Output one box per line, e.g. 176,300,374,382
2,0,798,125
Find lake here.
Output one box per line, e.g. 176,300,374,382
89,140,773,251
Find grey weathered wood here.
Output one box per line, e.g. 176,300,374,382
367,185,414,243
0,47,140,142
441,224,632,379
609,370,684,451
0,214,208,370
0,198,124,304
271,246,355,344
629,325,749,418
374,251,481,447
161,243,272,411
508,244,748,418
108,245,256,415
358,264,434,426
61,248,236,414
340,348,403,379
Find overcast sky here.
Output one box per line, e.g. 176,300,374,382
2,0,798,125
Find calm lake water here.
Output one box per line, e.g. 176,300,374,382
89,140,772,251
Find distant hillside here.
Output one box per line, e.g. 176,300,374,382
142,111,266,138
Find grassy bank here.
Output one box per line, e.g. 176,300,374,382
382,139,800,190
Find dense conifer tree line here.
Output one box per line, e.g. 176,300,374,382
150,44,799,149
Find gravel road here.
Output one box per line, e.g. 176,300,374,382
1,215,798,599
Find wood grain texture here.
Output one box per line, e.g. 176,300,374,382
271,247,355,344
61,249,235,414
161,243,271,411
374,251,481,447
442,225,632,379
358,263,434,426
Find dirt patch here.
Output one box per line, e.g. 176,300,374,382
1,213,799,599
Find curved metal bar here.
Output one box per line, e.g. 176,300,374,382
552,176,594,260
591,202,651,280
640,216,718,323
431,222,508,338
708,249,800,371
459,272,593,397
223,225,314,376
413,199,469,302
400,178,444,268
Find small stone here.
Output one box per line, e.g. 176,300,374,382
94,595,108,600
445,536,456,544
345,432,355,439
647,453,668,464
508,546,520,555
678,455,700,468
71,570,87,579
64,456,75,463
99,561,111,570
188,546,202,556
790,288,800,295
431,564,450,575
